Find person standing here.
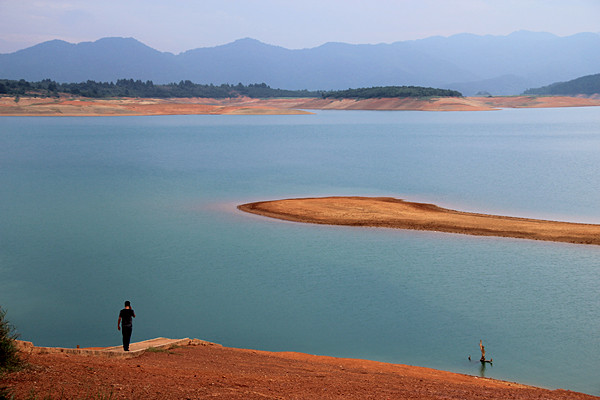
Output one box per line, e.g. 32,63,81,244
117,301,136,351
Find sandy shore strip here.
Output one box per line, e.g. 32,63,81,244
2,95,600,116
0,97,312,116
238,196,600,245
292,95,600,111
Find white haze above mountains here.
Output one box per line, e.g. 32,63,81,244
1,31,599,96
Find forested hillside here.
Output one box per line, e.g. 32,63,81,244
524,73,600,95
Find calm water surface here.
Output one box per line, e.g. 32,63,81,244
1,108,600,394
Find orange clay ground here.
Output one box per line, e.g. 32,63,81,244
239,197,600,246
1,95,600,116
2,339,597,400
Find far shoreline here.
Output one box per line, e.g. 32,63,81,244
238,196,600,246
2,95,600,116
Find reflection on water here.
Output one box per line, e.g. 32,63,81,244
479,361,491,378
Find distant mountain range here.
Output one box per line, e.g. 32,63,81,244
1,31,599,96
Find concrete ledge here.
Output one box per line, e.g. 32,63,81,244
16,337,220,359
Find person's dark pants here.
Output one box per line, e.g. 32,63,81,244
122,325,132,351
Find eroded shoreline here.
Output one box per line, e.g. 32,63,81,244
2,95,600,116
238,196,600,245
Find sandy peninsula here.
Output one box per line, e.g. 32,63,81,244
3,339,595,399
2,95,600,116
239,197,600,246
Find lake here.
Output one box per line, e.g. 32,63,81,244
1,108,599,395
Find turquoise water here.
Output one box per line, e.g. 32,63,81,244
1,109,600,394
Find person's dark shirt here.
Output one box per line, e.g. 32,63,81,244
119,308,135,327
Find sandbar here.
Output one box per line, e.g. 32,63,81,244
238,196,600,245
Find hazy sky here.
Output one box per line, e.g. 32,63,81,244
0,0,599,54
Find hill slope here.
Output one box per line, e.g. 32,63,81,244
524,73,600,95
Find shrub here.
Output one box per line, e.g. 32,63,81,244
0,306,21,374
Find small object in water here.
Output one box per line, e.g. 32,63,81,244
479,340,493,364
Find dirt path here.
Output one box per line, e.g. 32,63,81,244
3,340,596,399
239,197,600,245
15,337,195,358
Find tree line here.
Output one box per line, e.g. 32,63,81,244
0,79,320,99
321,86,463,99
0,79,463,99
